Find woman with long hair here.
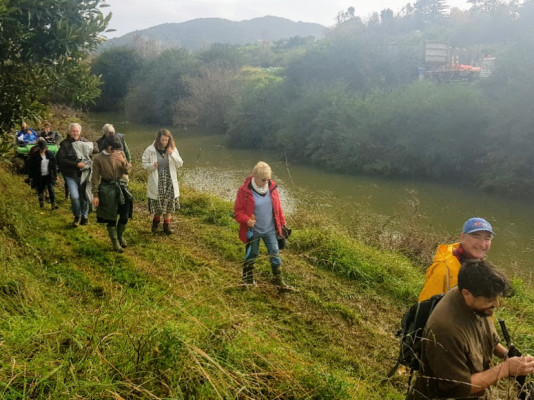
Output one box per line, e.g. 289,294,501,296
141,129,183,234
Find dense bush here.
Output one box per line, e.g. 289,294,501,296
124,49,199,124
91,47,144,112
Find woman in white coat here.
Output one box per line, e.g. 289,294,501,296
141,129,183,234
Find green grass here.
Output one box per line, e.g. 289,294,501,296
1,163,534,399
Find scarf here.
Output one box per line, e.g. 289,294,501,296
251,177,269,195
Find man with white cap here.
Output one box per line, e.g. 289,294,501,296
418,217,495,302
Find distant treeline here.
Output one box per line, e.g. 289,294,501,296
91,0,534,197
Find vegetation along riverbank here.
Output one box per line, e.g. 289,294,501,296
2,154,534,398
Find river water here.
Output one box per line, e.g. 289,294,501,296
88,113,534,282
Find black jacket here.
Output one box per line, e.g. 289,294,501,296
28,149,57,182
56,136,97,179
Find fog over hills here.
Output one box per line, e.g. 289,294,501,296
100,16,327,51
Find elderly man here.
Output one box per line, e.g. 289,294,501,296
96,123,131,163
413,260,534,399
418,217,494,302
56,122,97,226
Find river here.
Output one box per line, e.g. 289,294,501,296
88,113,534,282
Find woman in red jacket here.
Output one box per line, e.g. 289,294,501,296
234,161,291,290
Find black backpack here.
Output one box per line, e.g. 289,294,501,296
387,293,444,379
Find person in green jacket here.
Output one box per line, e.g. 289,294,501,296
91,135,132,252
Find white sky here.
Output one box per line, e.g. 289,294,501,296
102,0,470,38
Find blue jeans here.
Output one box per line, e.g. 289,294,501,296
64,176,88,218
245,230,281,273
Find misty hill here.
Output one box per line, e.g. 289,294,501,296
101,16,327,51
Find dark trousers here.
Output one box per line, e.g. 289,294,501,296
106,201,130,227
36,175,55,205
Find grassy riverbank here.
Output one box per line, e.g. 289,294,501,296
1,161,534,399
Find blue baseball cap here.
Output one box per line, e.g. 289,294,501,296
462,217,495,235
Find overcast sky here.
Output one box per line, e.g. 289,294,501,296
102,0,470,38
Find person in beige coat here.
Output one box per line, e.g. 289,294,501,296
141,129,183,234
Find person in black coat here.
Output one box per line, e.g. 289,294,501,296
56,122,97,226
28,138,58,209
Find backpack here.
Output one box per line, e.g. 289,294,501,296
387,293,444,379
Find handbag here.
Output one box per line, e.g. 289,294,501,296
277,226,292,250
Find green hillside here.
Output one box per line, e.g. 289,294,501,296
101,16,326,51
1,159,534,399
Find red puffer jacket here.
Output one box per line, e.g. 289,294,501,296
234,175,286,243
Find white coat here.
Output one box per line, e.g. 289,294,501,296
141,143,183,200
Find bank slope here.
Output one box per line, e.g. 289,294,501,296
1,164,533,399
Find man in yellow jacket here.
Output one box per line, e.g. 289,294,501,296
418,217,495,302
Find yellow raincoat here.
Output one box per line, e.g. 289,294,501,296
418,243,461,302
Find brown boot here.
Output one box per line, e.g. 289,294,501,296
163,221,173,235
151,218,160,233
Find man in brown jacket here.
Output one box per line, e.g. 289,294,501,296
414,260,534,399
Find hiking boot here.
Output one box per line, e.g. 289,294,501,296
163,222,173,235
151,219,160,233
241,280,257,290
72,216,80,227
272,274,294,292
80,216,88,226
242,265,255,285
107,225,124,253
117,223,127,248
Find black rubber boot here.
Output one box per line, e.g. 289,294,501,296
117,223,127,248
242,264,256,287
272,267,293,291
163,222,173,235
151,218,160,233
107,225,124,253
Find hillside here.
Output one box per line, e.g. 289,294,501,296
100,16,327,51
2,154,534,398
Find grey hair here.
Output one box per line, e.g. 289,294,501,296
102,123,115,135
68,122,82,132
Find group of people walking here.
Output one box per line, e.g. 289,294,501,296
27,122,183,254
25,122,290,289
23,121,534,398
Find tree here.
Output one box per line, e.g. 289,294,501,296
414,0,448,18
91,47,144,112
124,49,199,124
467,0,505,13
336,7,356,24
0,0,110,136
226,69,286,149
174,65,239,129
